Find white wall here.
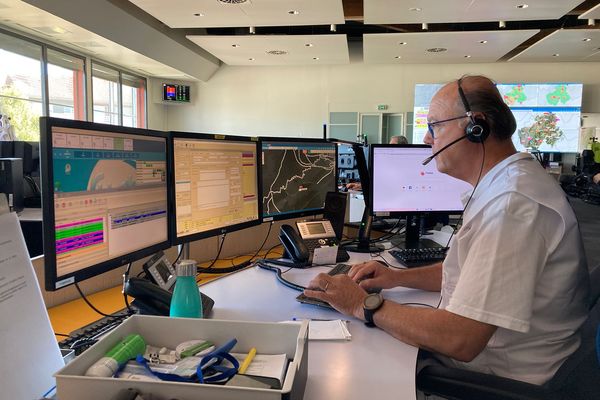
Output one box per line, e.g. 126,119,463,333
160,61,600,138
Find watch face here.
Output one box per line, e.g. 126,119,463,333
364,293,382,310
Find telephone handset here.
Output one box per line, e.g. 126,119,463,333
279,224,310,264
278,220,349,266
124,277,215,316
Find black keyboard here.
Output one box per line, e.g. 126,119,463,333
390,247,448,268
59,309,131,355
295,264,352,308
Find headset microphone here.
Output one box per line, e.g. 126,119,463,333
421,135,468,166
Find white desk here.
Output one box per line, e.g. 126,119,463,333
200,251,440,400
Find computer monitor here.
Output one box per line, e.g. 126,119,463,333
370,144,472,248
261,138,337,221
40,117,171,291
170,132,261,244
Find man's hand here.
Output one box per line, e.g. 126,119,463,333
304,274,367,319
348,261,398,291
345,182,362,191
593,173,600,185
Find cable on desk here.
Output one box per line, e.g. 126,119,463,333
74,282,112,317
173,244,185,266
122,262,135,315
196,234,227,276
226,221,275,267
257,261,306,291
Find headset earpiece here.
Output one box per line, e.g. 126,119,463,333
465,117,489,143
457,79,489,143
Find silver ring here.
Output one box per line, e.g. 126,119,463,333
323,281,330,292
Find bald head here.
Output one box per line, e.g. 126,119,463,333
443,75,517,141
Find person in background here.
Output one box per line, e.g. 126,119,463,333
306,75,589,385
345,135,409,190
389,135,408,145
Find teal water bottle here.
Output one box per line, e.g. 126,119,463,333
170,260,203,318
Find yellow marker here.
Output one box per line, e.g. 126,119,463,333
239,347,257,374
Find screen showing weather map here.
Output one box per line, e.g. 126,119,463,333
50,126,168,280
413,84,444,145
497,83,583,153
262,140,336,219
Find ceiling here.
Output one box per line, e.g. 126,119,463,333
1,0,600,78
130,0,600,66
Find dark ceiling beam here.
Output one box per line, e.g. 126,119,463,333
343,0,364,21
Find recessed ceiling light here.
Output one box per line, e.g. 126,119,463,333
193,13,204,17
399,42,408,45
464,55,472,58
409,7,422,12
516,4,529,9
394,56,402,59
552,53,560,57
312,57,319,60
582,38,592,42
218,0,248,4
231,44,240,48
266,50,288,55
248,58,255,61
426,47,447,53
305,43,313,47
479,40,488,44
288,10,299,15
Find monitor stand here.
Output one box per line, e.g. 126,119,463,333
390,214,443,249
343,212,384,253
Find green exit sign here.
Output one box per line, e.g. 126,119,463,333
377,104,388,110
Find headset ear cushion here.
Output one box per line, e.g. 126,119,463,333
466,118,490,143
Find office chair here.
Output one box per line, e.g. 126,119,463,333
416,266,600,400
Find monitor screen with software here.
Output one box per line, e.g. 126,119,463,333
40,117,171,291
261,139,337,221
171,132,260,244
370,145,472,216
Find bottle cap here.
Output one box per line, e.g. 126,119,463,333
177,260,197,277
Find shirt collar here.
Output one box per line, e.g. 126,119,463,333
461,152,533,206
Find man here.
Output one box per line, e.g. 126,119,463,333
305,75,590,385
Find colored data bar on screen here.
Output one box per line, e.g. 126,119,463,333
55,217,104,254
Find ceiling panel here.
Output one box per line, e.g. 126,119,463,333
579,4,600,20
0,0,192,78
510,29,600,62
187,34,349,65
129,0,345,28
364,30,539,64
364,0,583,24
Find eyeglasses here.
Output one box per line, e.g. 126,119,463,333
427,115,470,139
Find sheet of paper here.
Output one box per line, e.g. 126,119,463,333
231,353,288,384
311,246,338,265
308,320,351,340
0,212,64,399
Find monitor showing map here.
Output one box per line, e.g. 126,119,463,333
171,132,260,244
497,83,582,153
413,82,583,153
40,118,171,291
261,139,337,221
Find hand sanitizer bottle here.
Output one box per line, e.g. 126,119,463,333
169,260,202,318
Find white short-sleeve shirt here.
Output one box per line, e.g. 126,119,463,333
439,152,590,385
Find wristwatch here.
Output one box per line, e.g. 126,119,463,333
363,293,384,327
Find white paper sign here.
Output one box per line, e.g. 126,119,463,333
311,246,338,265
0,212,64,399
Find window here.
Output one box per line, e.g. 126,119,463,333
47,48,85,121
92,62,146,128
0,30,43,141
92,62,120,125
0,28,147,138
122,73,146,128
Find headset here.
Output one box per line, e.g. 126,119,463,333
457,78,490,143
